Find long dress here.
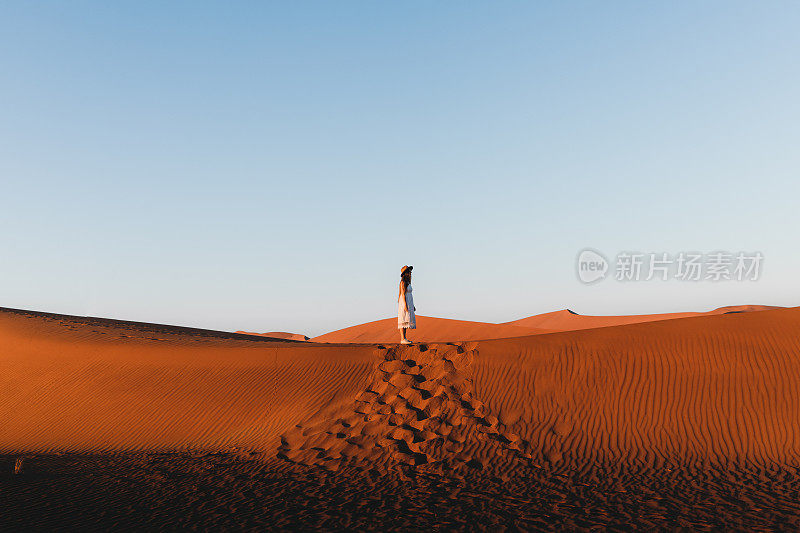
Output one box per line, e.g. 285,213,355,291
397,284,416,329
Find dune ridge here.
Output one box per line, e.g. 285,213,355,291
310,315,555,343
503,304,782,331
236,331,310,341
311,305,780,343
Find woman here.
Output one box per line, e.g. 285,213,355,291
398,265,416,344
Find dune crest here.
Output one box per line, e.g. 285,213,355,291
310,315,554,343
312,305,781,343
503,304,781,331
236,331,309,341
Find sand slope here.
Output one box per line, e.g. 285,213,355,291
0,308,373,452
2,305,800,471
476,306,800,468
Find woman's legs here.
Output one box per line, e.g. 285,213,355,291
400,327,408,343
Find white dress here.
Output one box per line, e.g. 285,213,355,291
397,284,416,329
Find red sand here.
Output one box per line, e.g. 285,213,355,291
1,303,795,462
2,304,799,530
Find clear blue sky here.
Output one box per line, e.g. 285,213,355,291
1,2,798,336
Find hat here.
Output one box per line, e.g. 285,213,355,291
400,265,413,275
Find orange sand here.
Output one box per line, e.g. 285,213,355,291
1,304,798,470
4,303,800,530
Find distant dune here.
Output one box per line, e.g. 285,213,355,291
310,315,555,343
503,304,782,331
311,305,781,343
236,331,310,341
2,303,799,471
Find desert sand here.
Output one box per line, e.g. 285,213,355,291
3,304,800,530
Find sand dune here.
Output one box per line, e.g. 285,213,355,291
503,304,781,331
476,306,800,468
0,307,373,452
2,304,800,470
310,315,555,343
4,304,800,529
311,305,780,343
236,331,310,341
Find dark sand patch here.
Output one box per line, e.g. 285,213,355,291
2,453,799,531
